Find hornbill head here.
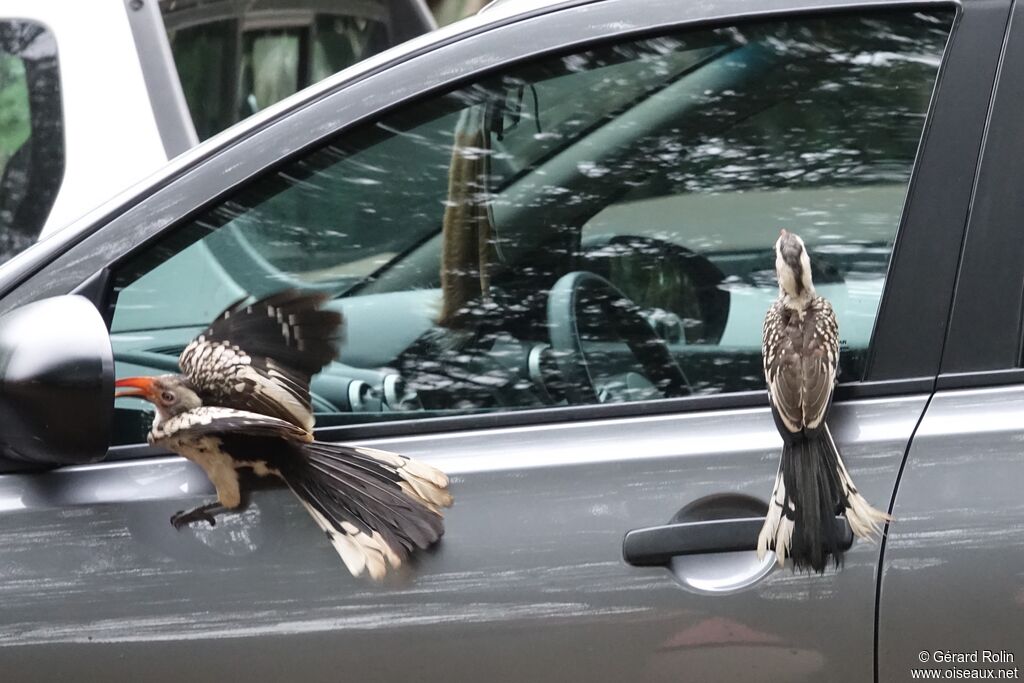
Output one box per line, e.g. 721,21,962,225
775,228,815,301
115,374,202,421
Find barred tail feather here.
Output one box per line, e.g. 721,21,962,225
824,425,892,539
760,427,891,573
281,441,452,579
352,446,453,514
757,464,790,567
790,435,846,573
758,437,842,573
293,497,393,580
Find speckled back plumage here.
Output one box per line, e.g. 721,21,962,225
179,290,342,432
762,295,839,434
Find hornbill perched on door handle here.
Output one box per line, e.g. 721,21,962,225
758,230,889,573
116,290,452,580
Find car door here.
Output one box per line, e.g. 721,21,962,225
878,1,1024,678
0,1,1001,682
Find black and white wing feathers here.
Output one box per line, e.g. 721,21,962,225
207,431,453,580
280,443,452,580
762,297,838,434
799,299,839,429
151,406,313,445
180,290,342,432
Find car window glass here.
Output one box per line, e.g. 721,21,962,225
161,2,396,140
110,10,953,444
0,21,63,264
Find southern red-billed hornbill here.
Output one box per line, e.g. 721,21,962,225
115,290,452,580
758,229,889,573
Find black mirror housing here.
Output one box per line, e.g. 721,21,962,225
0,295,113,465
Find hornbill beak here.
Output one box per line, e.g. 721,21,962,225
115,376,157,401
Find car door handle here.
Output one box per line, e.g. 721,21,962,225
622,516,854,567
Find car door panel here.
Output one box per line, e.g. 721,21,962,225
879,2,1024,675
0,396,923,682
878,388,1024,679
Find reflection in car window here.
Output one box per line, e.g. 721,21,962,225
161,2,393,140
0,21,63,264
110,11,953,444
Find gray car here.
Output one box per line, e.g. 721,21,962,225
0,0,1019,681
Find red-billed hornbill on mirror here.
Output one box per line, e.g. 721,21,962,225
758,230,889,573
115,290,452,580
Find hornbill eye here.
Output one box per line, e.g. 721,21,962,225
160,391,176,404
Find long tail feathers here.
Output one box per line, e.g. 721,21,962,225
757,424,890,573
281,441,452,580
824,425,891,539
757,464,793,567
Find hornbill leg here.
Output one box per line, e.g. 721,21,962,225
171,502,227,530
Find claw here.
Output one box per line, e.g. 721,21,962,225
170,507,218,530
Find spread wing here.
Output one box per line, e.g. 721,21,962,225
179,290,342,433
151,406,313,444
763,297,838,433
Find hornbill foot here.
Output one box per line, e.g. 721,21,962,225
171,503,224,530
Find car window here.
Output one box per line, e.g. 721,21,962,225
161,1,401,140
110,10,953,444
0,20,63,264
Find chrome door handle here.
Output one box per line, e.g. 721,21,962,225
622,516,853,567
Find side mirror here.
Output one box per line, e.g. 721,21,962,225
0,295,113,465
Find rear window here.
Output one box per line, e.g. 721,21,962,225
159,1,427,140
0,20,63,264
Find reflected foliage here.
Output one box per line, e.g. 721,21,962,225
0,22,63,265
